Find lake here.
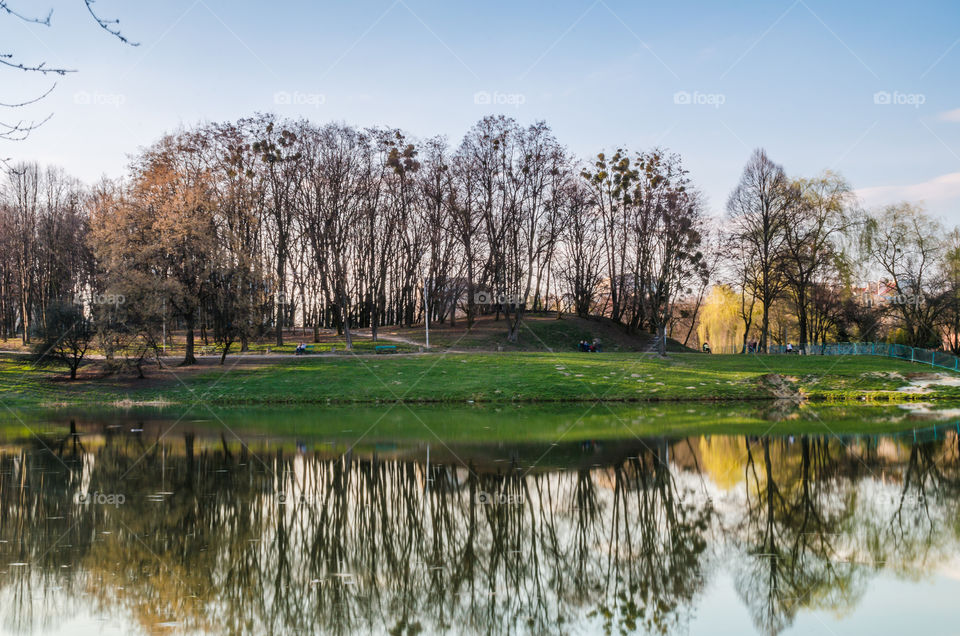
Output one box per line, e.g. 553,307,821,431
1,404,959,635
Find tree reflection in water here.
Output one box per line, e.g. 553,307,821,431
0,424,958,635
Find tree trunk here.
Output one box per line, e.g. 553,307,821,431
797,290,808,354
19,288,29,344
183,313,197,365
760,301,771,353
741,315,753,354
343,314,353,350
220,341,231,365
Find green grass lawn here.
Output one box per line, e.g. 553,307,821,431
2,351,958,408
134,352,960,405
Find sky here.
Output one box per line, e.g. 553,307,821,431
4,0,960,223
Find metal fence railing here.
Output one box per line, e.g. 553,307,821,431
765,342,960,372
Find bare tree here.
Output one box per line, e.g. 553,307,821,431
557,178,603,318
726,149,792,352
863,203,945,347
782,172,853,352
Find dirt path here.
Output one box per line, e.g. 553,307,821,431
350,330,474,353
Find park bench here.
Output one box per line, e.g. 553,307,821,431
375,345,398,354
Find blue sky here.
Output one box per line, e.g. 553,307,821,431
5,0,960,222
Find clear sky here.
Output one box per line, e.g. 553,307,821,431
5,0,960,223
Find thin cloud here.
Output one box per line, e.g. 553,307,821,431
855,171,960,208
939,108,960,122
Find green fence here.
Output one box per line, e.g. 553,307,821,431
767,342,960,372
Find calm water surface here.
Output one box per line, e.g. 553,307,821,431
2,407,960,635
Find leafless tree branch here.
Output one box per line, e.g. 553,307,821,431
84,0,139,46
0,82,57,107
0,53,74,75
0,0,52,25
0,113,53,141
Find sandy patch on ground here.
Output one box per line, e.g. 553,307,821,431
898,372,960,394
757,374,802,400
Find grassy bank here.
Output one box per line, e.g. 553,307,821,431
2,351,959,408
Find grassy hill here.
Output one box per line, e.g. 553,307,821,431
373,312,694,353
155,353,958,405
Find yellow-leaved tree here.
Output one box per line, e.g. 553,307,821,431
697,284,758,353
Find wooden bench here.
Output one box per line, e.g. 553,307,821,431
375,345,398,354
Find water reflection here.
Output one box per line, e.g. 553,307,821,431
1,421,959,635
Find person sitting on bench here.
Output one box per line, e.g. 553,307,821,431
702,342,711,354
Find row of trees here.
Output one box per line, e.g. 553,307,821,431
0,114,708,369
716,149,960,353
2,116,955,372
0,165,91,341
